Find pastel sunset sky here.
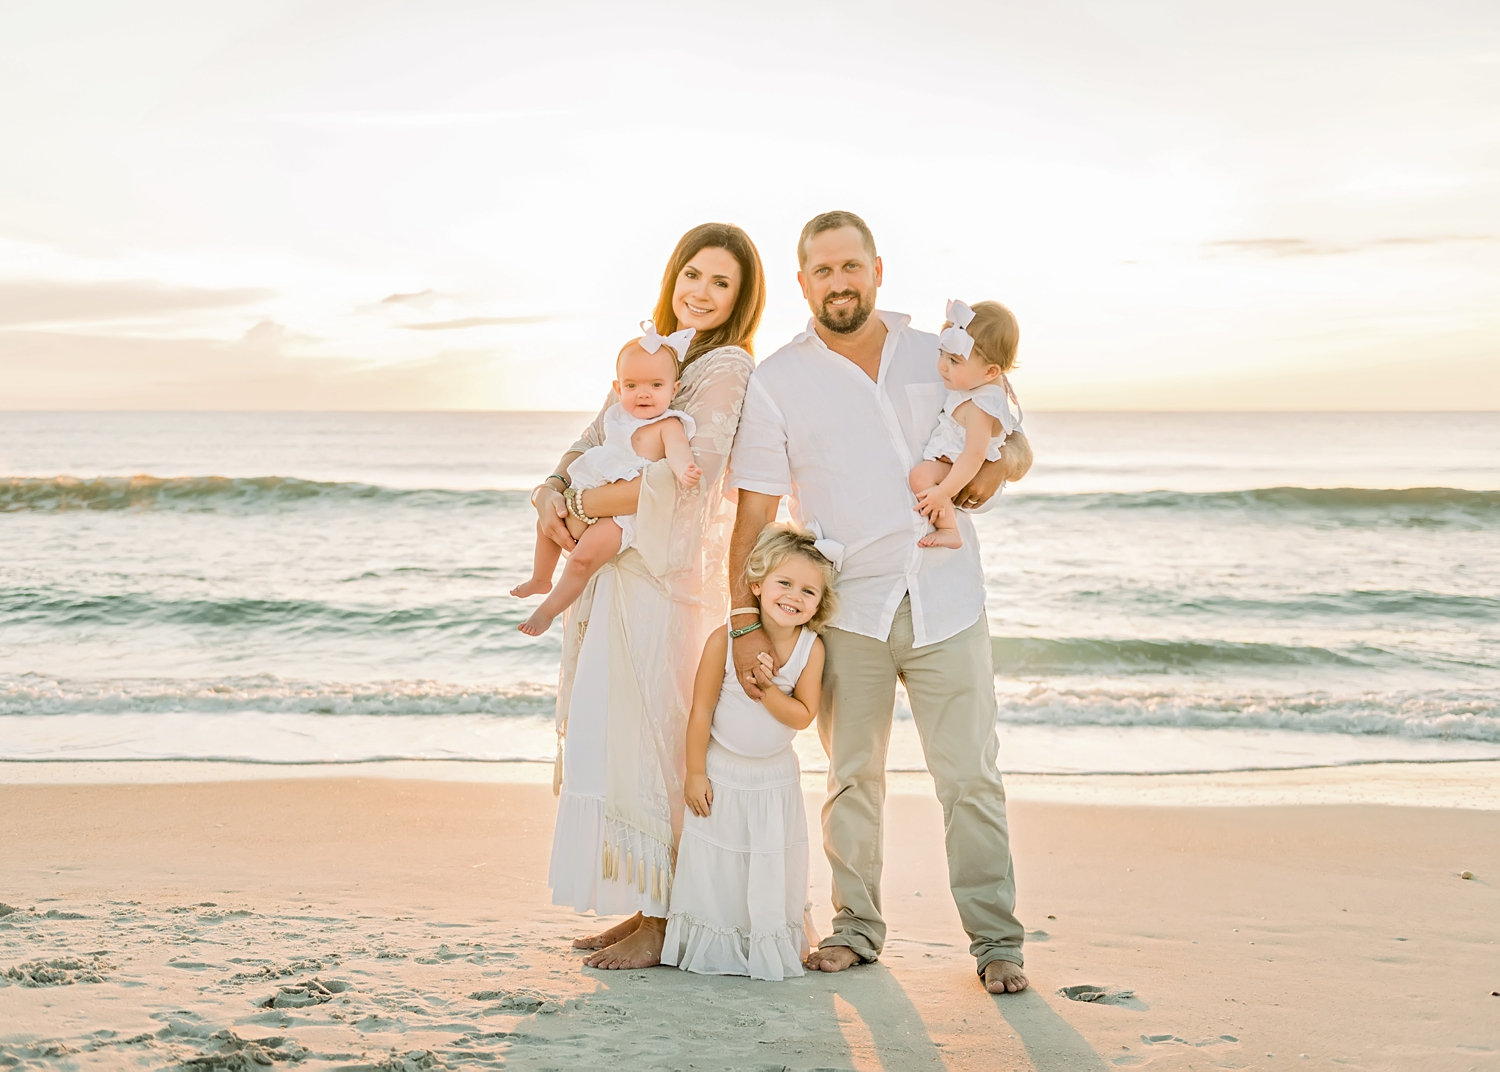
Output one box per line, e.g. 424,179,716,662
2,0,1496,411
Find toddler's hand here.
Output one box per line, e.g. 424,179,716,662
914,486,951,520
678,462,702,490
685,772,714,818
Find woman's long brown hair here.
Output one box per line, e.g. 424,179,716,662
649,223,766,367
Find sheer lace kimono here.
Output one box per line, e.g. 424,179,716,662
549,345,754,915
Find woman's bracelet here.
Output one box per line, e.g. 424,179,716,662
729,606,761,618
564,487,599,526
547,472,571,490
728,620,763,639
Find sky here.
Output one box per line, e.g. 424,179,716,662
1,0,1497,411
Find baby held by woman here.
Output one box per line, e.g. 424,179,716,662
512,322,701,636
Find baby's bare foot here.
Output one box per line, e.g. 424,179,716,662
918,529,963,549
518,611,555,636
572,912,643,951
510,579,552,598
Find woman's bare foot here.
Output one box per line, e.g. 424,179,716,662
918,528,963,549
583,915,665,969
518,610,556,636
572,912,642,951
983,960,1029,994
510,579,552,598
804,945,861,973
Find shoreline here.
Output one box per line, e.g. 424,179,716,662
3,757,1499,809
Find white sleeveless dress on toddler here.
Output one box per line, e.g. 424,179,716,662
661,625,819,981
920,377,1023,465
567,404,696,551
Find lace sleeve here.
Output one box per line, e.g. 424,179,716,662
568,391,616,455
633,346,755,603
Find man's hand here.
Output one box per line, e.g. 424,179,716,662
685,772,714,818
731,628,777,700
533,485,577,552
956,430,1033,509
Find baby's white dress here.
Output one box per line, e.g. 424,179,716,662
661,626,818,981
568,403,695,550
920,378,1023,465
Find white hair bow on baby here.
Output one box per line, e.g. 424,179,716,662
639,320,697,362
806,520,845,573
938,298,976,359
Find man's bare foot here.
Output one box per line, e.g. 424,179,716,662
918,529,963,549
572,912,642,951
584,915,665,969
510,579,552,598
804,945,861,973
983,960,1029,994
518,610,555,636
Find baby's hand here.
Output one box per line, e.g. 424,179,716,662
914,486,952,520
685,772,714,818
677,462,702,490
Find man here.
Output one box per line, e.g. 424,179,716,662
725,210,1032,995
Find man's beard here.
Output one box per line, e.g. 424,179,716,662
815,289,875,334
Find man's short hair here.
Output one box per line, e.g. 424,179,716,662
797,210,878,267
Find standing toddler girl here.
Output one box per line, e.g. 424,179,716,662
661,524,839,981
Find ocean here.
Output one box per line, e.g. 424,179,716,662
2,410,1497,775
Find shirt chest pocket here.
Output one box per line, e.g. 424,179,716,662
904,382,948,433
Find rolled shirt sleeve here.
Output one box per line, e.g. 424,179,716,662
726,375,793,500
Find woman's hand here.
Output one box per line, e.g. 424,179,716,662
533,484,576,553
685,772,714,818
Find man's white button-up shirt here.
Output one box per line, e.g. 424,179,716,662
728,311,985,648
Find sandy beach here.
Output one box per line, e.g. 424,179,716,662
1,762,1497,1071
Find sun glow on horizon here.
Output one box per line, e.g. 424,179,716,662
2,1,1497,412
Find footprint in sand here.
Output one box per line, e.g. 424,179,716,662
1058,984,1146,1009
3,955,113,987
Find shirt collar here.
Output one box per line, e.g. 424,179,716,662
794,309,912,351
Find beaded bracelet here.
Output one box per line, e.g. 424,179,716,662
565,487,598,526
728,620,763,639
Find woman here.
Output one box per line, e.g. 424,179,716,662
532,223,766,969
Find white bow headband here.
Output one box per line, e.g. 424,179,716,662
938,298,976,359
639,320,696,363
806,520,845,573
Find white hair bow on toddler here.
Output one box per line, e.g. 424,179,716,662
639,320,696,362
806,520,845,573
938,298,976,358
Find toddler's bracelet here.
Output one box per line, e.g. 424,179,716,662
729,606,761,617
728,620,763,639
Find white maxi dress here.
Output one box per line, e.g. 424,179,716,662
661,626,817,981
547,345,754,918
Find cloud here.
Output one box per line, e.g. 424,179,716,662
377,289,439,307
400,315,557,331
270,110,569,128
0,327,504,409
1204,234,1498,258
0,279,271,328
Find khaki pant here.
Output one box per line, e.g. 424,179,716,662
817,598,1023,971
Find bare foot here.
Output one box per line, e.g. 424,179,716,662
572,912,642,951
918,528,963,549
983,960,1029,994
584,915,665,969
518,610,555,636
510,579,552,598
804,945,861,973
